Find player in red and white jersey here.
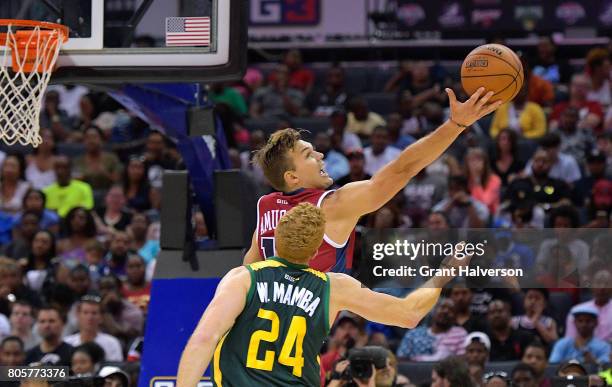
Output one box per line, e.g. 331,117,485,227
244,88,501,272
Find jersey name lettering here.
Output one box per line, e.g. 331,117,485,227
255,281,321,317
259,209,288,234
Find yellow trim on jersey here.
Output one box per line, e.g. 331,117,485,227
302,268,327,281
249,260,287,271
213,332,229,386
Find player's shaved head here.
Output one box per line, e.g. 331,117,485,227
254,128,301,191
275,203,325,263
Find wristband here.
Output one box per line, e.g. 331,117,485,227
450,118,468,129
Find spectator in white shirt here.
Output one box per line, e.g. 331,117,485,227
525,133,581,185
363,126,401,176
64,296,123,362
565,269,612,341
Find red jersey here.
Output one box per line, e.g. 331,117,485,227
256,188,354,273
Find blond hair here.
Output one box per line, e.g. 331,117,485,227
275,203,325,263
253,128,302,191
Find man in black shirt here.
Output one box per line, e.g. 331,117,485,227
504,149,571,211
25,305,73,366
486,300,532,361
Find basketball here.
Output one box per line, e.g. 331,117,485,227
461,44,524,104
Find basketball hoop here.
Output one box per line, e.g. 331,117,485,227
0,20,69,147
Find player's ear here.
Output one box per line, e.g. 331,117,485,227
283,169,299,187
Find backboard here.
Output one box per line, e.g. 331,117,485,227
0,0,247,83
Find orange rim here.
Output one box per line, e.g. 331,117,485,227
0,19,69,43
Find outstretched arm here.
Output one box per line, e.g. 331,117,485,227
329,249,470,329
323,88,501,222
177,267,250,387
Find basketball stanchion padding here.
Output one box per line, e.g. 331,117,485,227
0,19,69,147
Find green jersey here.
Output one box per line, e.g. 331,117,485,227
212,257,330,386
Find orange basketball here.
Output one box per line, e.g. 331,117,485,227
461,44,524,104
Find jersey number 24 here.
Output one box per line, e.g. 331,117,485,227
246,308,306,377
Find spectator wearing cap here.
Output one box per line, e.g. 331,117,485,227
432,175,489,228
397,298,467,361
525,134,581,185
522,342,550,387
313,132,349,181
449,282,486,333
320,313,362,374
25,305,73,366
363,126,401,176
549,74,604,133
557,359,587,378
44,156,94,218
64,296,123,362
503,149,571,212
464,331,490,369
328,110,362,153
511,363,538,387
0,336,25,366
402,168,447,227
98,365,130,387
550,304,611,365
486,300,532,361
386,113,415,150
345,97,386,138
585,48,611,107
335,150,370,187
511,289,558,347
307,65,350,116
565,270,612,342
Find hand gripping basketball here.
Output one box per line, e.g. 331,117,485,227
446,87,502,129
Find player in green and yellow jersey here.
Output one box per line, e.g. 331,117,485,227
177,203,470,386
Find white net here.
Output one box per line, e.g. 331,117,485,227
0,24,64,147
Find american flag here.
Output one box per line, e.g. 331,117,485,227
165,17,210,47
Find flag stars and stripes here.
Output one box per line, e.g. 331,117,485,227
165,17,210,47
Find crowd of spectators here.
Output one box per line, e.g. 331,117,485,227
0,83,182,386
220,45,611,386
0,38,612,386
